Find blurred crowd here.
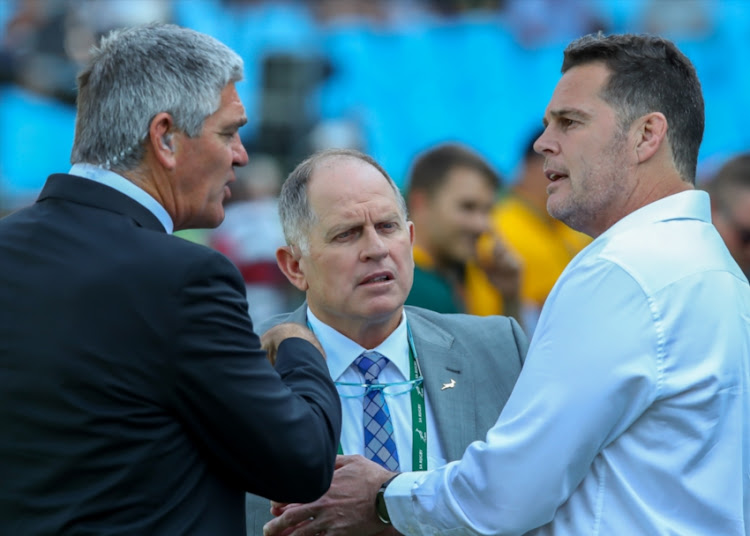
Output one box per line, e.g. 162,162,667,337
1,0,749,321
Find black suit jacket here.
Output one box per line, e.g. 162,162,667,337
0,174,342,535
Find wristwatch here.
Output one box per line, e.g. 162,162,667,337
375,474,400,524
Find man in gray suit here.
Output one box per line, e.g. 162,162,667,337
246,148,528,534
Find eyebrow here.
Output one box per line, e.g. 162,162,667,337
324,222,359,241
324,211,402,240
225,117,248,131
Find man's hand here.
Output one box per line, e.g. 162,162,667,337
476,232,522,299
261,323,325,366
263,455,397,536
476,232,524,325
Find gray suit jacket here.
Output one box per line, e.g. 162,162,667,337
246,304,528,535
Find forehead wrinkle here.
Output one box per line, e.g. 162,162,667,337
319,199,401,241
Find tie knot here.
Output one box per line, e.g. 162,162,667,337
354,351,389,382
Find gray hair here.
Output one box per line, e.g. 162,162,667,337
70,23,243,171
279,149,407,254
562,33,704,184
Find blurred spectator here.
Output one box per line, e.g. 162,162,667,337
490,129,591,332
642,0,714,38
0,0,171,104
501,0,607,47
405,143,522,324
704,153,750,279
0,0,83,103
427,0,504,18
208,153,303,319
311,0,390,25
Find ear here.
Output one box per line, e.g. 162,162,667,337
407,220,415,246
149,112,177,170
634,112,668,164
276,245,309,292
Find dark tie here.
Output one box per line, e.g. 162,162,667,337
354,351,400,471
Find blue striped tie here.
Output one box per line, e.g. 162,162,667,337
354,351,400,471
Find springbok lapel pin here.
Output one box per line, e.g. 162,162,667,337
441,378,456,390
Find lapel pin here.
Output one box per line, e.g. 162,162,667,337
441,378,456,390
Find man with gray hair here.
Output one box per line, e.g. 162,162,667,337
245,148,528,534
0,23,341,535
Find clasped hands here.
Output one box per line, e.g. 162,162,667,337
263,455,399,536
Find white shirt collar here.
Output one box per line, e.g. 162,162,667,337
69,163,174,234
306,308,411,382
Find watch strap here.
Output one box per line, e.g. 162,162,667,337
375,473,401,525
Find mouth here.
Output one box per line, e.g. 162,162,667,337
545,169,569,182
359,271,395,285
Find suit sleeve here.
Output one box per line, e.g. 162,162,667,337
508,315,530,365
168,251,342,503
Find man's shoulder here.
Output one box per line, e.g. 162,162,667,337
405,305,520,338
139,232,232,270
405,304,512,331
406,305,528,360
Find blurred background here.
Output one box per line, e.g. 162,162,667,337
1,0,749,213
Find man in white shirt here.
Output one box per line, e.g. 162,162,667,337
244,148,529,534
264,33,750,536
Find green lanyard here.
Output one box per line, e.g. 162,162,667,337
327,321,428,471
406,322,427,470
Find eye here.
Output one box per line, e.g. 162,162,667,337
378,221,399,233
334,229,356,241
559,117,577,130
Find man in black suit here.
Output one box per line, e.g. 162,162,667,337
0,23,341,536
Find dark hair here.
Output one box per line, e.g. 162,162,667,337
706,153,750,210
562,33,704,184
407,144,501,205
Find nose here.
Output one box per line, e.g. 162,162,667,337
360,227,388,261
233,135,249,167
533,126,558,156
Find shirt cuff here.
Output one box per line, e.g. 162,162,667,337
384,471,424,535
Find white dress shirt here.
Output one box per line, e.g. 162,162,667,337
307,308,446,471
387,190,750,535
69,163,174,233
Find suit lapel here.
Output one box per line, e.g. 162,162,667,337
407,309,476,462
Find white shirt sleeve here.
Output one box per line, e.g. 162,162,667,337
386,258,661,535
